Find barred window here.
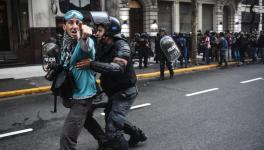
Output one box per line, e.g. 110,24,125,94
59,0,101,14
12,0,30,48
241,0,259,5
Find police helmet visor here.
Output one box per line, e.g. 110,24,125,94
64,10,84,21
89,11,110,26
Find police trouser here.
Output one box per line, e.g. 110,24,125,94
160,55,173,77
59,99,107,150
138,51,148,68
239,48,245,63
104,86,138,150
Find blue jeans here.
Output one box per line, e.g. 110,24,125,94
104,86,138,150
233,49,240,63
179,48,188,67
204,47,210,64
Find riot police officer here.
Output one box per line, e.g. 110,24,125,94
76,12,147,150
138,32,150,68
156,28,174,80
133,32,141,60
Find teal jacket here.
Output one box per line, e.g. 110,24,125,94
61,38,96,100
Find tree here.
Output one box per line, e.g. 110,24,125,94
191,0,198,65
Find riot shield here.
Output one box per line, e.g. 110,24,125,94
41,42,60,72
160,35,181,62
41,39,60,113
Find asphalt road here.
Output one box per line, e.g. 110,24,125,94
0,64,264,150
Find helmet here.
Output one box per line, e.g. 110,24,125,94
108,16,121,36
90,11,121,36
159,27,167,33
141,32,149,38
134,33,140,38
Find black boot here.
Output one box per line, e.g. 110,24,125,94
97,140,112,150
169,70,174,79
97,145,112,150
128,128,147,147
159,72,165,80
124,124,147,147
159,76,164,80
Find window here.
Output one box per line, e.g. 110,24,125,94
59,0,101,17
241,12,260,32
241,0,259,5
241,12,260,23
12,0,30,48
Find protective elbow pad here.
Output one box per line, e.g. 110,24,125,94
90,61,124,75
115,40,131,60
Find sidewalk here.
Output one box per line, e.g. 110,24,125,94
0,59,237,98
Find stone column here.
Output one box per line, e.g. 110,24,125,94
213,4,217,32
120,8,130,37
100,0,105,11
172,0,180,33
234,12,242,32
259,0,262,31
215,3,223,33
234,3,242,32
144,2,158,35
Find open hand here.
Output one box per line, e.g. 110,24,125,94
76,59,92,69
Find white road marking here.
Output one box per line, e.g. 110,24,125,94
0,128,33,139
186,88,219,97
130,103,151,109
101,103,151,116
240,77,263,84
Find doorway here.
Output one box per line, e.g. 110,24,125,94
0,0,10,51
129,0,143,38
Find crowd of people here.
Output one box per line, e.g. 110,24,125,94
196,30,264,66
130,29,264,79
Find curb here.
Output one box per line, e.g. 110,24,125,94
0,62,236,99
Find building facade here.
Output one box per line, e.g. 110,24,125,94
0,0,263,65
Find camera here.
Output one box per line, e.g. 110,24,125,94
44,63,63,81
45,68,57,81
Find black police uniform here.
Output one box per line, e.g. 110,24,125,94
91,34,146,150
156,34,174,80
138,33,150,68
